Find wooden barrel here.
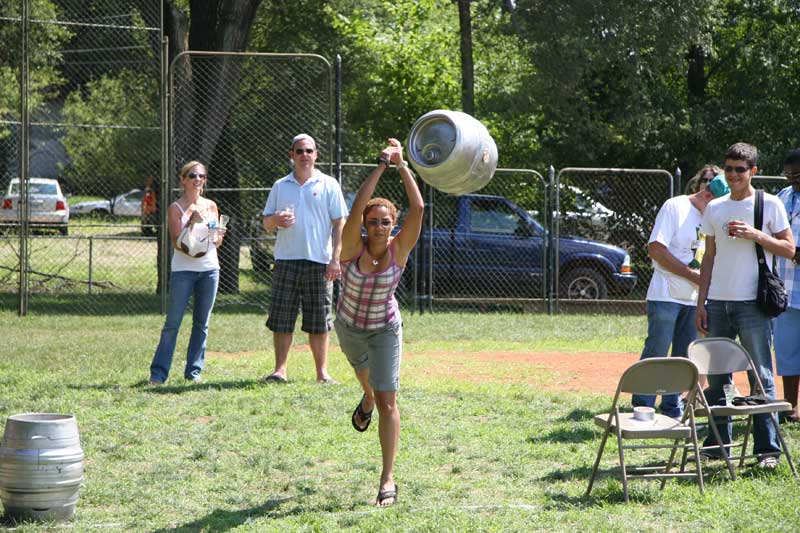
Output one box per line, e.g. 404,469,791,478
407,109,498,194
0,414,84,521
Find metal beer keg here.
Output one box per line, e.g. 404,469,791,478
407,110,498,194
0,414,85,521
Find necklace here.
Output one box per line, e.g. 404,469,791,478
367,245,389,266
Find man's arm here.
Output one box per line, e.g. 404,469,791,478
648,241,700,284
751,227,795,259
263,213,285,232
694,235,716,335
326,217,344,281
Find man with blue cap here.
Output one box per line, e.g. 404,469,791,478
632,164,728,419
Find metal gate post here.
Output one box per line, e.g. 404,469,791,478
18,0,30,316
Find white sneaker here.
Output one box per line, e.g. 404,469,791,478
757,456,779,470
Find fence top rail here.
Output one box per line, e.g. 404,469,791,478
342,162,546,184
557,167,673,175
170,51,332,73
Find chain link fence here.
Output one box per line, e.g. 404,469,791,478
553,168,673,313
1,0,162,314
169,52,334,311
2,4,789,317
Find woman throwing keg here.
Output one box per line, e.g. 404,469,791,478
335,138,424,507
149,161,226,385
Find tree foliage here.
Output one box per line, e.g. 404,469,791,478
60,69,159,194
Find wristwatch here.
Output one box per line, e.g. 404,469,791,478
376,156,391,167
396,160,409,170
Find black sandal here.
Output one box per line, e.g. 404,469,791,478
351,394,373,432
376,484,398,507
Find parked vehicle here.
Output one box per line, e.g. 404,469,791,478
0,178,69,235
71,189,144,217
416,194,637,300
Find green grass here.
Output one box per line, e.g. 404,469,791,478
1,311,799,531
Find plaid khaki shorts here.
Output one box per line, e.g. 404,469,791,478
266,260,333,334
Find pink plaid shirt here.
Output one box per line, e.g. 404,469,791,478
336,243,404,329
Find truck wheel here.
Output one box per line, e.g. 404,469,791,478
560,268,608,300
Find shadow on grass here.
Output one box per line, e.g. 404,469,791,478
563,408,595,422
526,426,596,444
546,487,659,507
132,379,265,394
151,496,300,533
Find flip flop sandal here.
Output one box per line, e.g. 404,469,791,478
351,394,373,432
261,374,288,384
376,484,398,507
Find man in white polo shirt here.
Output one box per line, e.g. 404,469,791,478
261,133,348,384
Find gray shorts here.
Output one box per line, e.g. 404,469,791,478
334,318,402,391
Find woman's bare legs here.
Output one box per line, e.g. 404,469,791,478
374,389,399,506
352,367,399,506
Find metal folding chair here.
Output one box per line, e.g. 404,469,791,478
687,337,798,479
586,357,704,502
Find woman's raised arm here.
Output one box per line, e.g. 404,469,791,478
340,139,402,261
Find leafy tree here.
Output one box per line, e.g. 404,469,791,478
60,69,159,195
0,0,72,180
510,0,710,170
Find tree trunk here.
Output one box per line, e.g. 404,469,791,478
210,122,241,294
687,43,706,106
458,0,475,115
162,0,261,295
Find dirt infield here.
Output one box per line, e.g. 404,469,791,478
412,350,785,398
215,347,785,398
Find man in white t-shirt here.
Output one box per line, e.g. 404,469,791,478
632,165,722,419
695,142,795,469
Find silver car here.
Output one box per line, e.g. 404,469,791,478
0,178,69,235
70,189,144,217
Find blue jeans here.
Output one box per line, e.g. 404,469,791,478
632,300,696,418
150,269,219,382
702,299,780,456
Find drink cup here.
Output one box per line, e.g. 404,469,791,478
218,214,229,230
281,204,296,228
723,384,735,406
726,216,739,239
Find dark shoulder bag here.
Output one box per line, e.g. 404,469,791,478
754,190,788,317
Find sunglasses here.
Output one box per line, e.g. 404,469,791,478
187,172,206,179
366,219,392,227
782,171,800,180
294,148,315,155
723,165,750,174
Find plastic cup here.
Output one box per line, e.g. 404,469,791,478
723,384,735,405
727,217,739,239
280,204,296,228
218,214,229,230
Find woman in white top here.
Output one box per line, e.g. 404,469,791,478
149,161,225,385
